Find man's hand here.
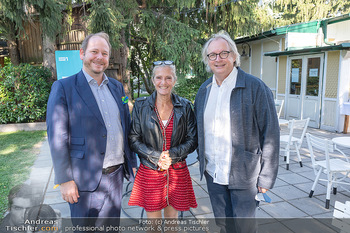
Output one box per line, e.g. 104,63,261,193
258,186,268,193
60,180,79,204
132,167,137,176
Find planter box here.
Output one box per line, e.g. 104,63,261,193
0,122,46,133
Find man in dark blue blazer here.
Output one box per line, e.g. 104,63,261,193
46,32,136,231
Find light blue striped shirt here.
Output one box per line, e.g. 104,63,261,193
83,69,124,168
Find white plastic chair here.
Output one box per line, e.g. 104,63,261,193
306,133,350,209
332,201,350,231
274,99,284,119
280,118,310,170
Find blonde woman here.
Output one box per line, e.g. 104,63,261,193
128,61,197,222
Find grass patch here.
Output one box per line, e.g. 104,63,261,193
0,130,47,219
133,92,150,99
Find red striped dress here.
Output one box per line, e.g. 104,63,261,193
128,107,197,212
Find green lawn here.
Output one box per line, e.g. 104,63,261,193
133,92,150,99
0,130,47,219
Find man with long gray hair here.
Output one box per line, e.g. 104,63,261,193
194,31,279,233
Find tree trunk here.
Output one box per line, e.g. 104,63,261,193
7,37,20,66
120,29,133,110
134,45,153,94
0,57,5,68
42,34,57,81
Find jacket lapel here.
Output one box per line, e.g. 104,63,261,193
196,77,213,130
75,71,105,126
235,67,247,89
146,92,160,123
171,94,183,139
107,80,126,135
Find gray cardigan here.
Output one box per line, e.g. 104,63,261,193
194,67,280,189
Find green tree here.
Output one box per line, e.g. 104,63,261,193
0,0,27,65
129,0,204,95
198,0,269,37
0,0,64,75
85,0,205,99
3,0,350,103
31,0,64,80
268,0,350,27
86,0,137,101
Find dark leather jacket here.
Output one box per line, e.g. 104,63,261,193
129,92,198,170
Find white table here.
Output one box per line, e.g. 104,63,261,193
332,137,350,162
332,137,350,148
331,137,350,191
340,102,350,134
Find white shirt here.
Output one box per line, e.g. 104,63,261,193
204,67,237,185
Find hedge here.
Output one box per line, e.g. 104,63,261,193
174,76,204,103
0,64,53,124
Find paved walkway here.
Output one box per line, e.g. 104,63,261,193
26,125,350,232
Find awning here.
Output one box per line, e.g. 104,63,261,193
264,43,350,57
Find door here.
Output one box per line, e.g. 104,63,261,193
302,56,322,128
286,55,323,128
286,58,302,120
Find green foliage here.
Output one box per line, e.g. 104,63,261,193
87,0,137,49
0,64,53,124
198,0,266,37
0,0,26,35
30,0,63,39
130,1,206,94
0,130,47,219
175,76,208,103
65,0,74,26
270,0,350,27
1,0,350,104
0,0,64,65
3,57,11,67
139,10,202,73
0,0,64,39
128,0,350,98
133,92,149,100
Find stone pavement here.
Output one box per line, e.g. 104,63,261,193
25,125,350,232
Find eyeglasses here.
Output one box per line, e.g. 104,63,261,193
153,60,174,66
207,51,232,61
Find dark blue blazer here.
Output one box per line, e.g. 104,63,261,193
46,70,136,192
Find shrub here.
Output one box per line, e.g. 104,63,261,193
0,64,53,124
174,76,205,103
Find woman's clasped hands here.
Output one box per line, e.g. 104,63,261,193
157,151,172,170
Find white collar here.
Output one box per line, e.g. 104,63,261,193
212,67,237,88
